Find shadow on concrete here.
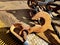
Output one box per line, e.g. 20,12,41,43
7,9,34,26
44,29,60,45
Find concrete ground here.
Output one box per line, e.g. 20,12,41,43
0,0,60,45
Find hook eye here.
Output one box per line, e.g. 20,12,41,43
38,17,45,26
